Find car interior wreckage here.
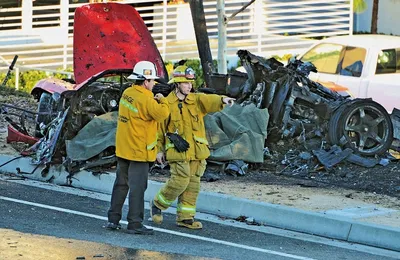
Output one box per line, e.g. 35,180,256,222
0,3,398,177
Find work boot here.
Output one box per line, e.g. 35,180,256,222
150,200,163,224
176,219,203,229
127,224,154,235
104,222,121,230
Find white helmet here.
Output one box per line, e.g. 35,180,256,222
127,61,159,80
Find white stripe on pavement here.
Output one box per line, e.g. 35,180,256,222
0,195,316,260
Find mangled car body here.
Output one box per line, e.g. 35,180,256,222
233,50,393,156
13,3,169,171
1,3,396,175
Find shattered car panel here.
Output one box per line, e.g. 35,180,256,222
73,3,168,84
31,78,75,99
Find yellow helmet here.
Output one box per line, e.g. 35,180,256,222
168,65,196,84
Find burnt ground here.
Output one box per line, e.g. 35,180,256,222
249,139,400,198
150,138,400,199
1,88,399,199
234,152,400,198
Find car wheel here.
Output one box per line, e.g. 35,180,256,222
327,100,353,145
328,99,393,156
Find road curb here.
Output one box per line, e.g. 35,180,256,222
348,223,400,251
0,154,399,252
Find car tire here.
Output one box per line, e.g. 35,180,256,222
327,100,354,145
328,99,393,156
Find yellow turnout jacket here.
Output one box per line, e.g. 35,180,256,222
116,85,169,161
157,91,224,161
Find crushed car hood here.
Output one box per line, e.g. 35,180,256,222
73,3,167,84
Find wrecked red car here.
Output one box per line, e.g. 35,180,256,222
9,3,168,168
1,3,171,171
31,3,168,133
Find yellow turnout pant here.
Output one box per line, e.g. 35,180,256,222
153,160,206,221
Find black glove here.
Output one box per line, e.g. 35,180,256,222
166,132,190,153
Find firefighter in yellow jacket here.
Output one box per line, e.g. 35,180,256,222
150,65,235,229
107,61,169,235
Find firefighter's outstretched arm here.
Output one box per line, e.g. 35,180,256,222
197,93,235,114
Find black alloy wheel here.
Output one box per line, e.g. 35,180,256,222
328,99,393,156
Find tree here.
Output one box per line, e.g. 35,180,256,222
353,0,367,13
189,0,215,88
352,0,379,34
371,0,379,34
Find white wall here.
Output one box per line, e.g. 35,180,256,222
378,0,400,35
354,0,400,35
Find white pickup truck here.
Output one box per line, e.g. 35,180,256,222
299,34,400,113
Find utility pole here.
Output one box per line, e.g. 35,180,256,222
217,0,227,74
217,0,256,74
189,0,215,88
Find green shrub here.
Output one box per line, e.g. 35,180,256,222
19,70,48,93
0,68,73,95
183,59,203,88
168,59,242,88
0,72,16,89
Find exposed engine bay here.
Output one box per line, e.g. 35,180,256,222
62,81,125,138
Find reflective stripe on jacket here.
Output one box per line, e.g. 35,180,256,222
116,85,169,161
157,91,224,161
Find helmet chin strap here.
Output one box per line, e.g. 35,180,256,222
176,84,187,100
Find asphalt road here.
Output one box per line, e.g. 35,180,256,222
0,178,399,260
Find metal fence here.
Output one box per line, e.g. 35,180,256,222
0,0,352,73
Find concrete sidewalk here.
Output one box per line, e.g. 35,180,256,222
0,154,399,252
